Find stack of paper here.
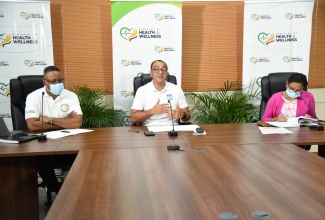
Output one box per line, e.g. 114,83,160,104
258,127,293,134
267,117,318,128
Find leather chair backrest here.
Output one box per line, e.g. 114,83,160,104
10,75,44,130
133,74,177,96
259,72,307,119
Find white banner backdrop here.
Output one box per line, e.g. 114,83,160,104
111,1,182,122
243,0,314,90
0,0,54,129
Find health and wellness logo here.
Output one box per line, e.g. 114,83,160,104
251,14,272,21
10,34,38,45
286,13,306,20
20,12,44,20
250,57,270,64
283,56,303,63
121,60,142,67
258,32,297,45
0,60,9,66
121,90,133,97
120,27,138,42
155,13,176,21
120,27,162,42
24,60,47,67
154,46,175,53
0,82,10,97
258,32,275,45
0,33,12,47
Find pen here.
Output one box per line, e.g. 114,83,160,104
128,130,140,133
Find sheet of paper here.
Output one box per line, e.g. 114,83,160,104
267,122,300,128
148,125,200,132
43,129,93,139
258,127,293,134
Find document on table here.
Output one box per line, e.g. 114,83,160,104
267,117,318,128
258,127,293,134
43,129,93,139
148,125,200,132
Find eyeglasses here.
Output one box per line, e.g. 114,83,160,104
44,78,64,85
288,87,302,94
152,68,168,73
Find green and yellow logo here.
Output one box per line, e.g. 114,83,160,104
0,82,10,97
120,27,138,42
251,14,261,21
25,60,35,67
286,13,295,20
20,12,31,20
283,56,292,63
258,32,275,45
155,14,164,21
250,57,259,64
155,46,164,53
0,33,12,47
121,90,133,97
121,60,131,67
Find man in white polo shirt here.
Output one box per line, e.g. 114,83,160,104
25,65,82,195
130,60,191,126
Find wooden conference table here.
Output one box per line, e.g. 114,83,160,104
0,123,324,220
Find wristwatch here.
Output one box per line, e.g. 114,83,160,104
181,112,186,120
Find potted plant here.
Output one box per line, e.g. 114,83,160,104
186,79,260,124
72,85,126,128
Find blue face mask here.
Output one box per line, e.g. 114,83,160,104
286,88,300,99
49,83,64,95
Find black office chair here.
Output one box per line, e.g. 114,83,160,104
10,75,44,130
133,73,177,96
260,72,310,151
133,73,190,126
10,75,61,207
259,72,307,120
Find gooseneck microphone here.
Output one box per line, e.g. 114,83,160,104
298,97,324,130
167,100,178,136
38,92,47,140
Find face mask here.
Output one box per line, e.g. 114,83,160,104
49,83,64,95
286,88,300,99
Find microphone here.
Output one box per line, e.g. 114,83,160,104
298,97,324,130
38,92,47,140
167,100,178,136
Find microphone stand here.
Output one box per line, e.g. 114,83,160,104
38,92,47,140
298,97,324,130
168,100,178,136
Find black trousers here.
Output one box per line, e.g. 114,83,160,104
37,154,77,193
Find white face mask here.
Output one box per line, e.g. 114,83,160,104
286,88,301,99
47,83,64,95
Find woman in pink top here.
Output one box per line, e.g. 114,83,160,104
262,73,317,151
262,73,316,122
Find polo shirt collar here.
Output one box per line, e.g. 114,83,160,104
149,81,170,92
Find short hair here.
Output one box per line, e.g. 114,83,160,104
43,66,60,76
287,73,308,87
150,60,168,70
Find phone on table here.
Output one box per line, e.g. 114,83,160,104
144,131,155,136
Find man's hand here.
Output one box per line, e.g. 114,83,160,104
68,111,78,118
150,99,170,115
168,104,183,119
40,115,51,123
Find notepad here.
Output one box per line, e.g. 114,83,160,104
267,117,318,128
258,127,293,134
